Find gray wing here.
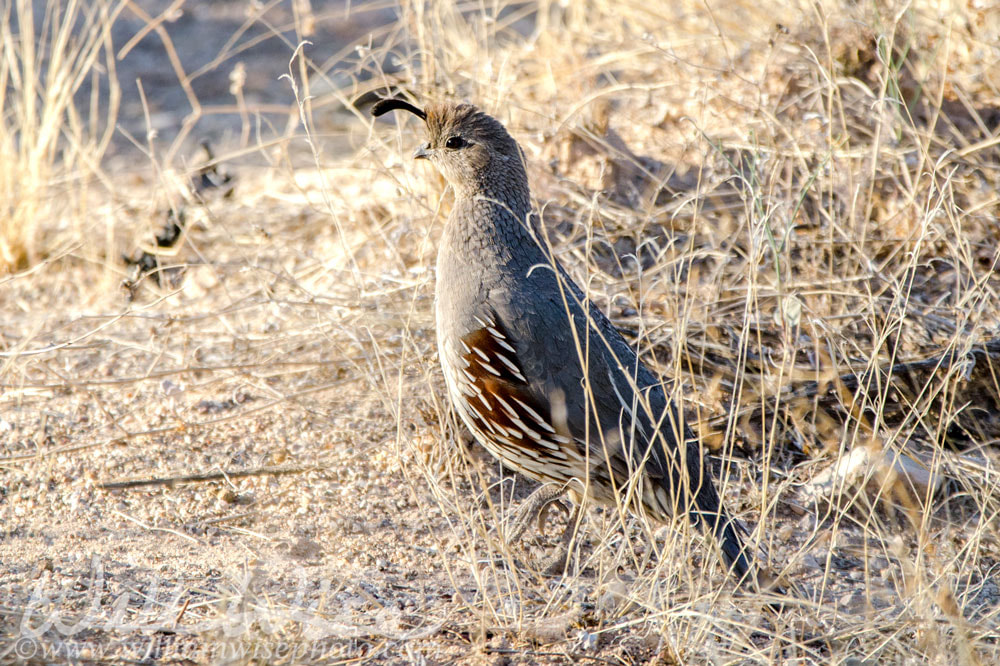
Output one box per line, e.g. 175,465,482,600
489,263,753,580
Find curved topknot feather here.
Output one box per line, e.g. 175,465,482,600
371,97,426,120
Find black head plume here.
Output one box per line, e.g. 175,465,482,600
371,97,426,121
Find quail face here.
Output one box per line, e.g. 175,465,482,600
372,99,523,198
414,119,492,193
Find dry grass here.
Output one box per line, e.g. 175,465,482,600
2,0,999,663
0,0,122,271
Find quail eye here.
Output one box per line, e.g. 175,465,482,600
444,136,467,149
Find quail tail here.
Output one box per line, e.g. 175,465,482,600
709,508,753,585
706,506,788,609
688,499,753,586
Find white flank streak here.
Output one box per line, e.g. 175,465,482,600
512,397,555,432
455,375,478,396
487,326,506,339
479,417,502,436
509,415,541,442
545,446,568,460
477,359,501,376
494,353,526,380
607,371,648,440
476,392,492,412
607,372,633,419
530,438,557,451
473,315,490,328
493,393,518,418
494,337,517,353
459,339,471,354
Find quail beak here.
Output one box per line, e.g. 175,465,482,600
413,142,432,160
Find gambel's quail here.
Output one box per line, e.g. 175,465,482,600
373,97,758,585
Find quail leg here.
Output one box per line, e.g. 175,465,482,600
505,485,580,575
535,504,581,575
505,484,564,543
